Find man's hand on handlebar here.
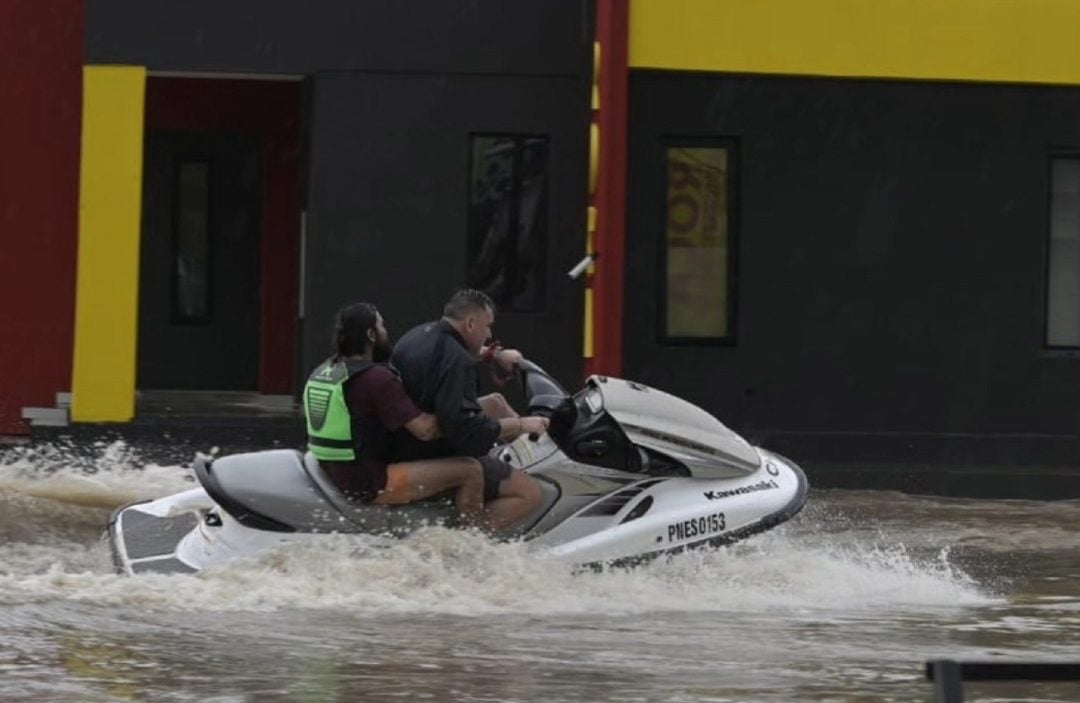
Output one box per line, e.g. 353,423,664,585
498,414,549,443
520,416,549,436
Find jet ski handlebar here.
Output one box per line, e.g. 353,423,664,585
515,358,579,444
513,359,647,473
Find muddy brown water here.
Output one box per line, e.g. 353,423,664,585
1,443,1078,702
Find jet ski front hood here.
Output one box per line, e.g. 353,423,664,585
588,376,760,477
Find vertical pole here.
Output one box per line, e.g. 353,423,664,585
587,0,629,378
928,659,965,703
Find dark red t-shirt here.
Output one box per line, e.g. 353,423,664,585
321,365,422,501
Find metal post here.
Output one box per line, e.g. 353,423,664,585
927,659,965,703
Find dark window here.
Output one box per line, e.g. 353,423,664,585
467,134,549,312
172,159,212,323
1047,155,1080,348
660,140,738,343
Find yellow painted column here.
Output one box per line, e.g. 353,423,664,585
583,206,597,359
71,66,146,422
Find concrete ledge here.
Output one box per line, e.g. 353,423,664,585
21,421,1080,500
804,461,1080,500
757,429,1080,499
29,415,306,465
757,429,1080,468
20,407,70,427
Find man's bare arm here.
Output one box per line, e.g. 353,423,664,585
404,412,442,442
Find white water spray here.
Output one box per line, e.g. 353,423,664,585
0,443,997,615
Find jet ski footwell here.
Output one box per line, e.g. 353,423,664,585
108,505,199,575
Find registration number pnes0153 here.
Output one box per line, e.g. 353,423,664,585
666,512,726,543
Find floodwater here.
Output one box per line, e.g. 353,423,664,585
1,442,1078,703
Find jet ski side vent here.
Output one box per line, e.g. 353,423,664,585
579,479,665,517
619,495,653,524
580,488,643,516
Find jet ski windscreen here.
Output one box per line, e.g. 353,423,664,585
519,359,567,400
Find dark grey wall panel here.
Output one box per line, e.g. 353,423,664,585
626,72,1080,448
87,0,590,76
303,71,587,386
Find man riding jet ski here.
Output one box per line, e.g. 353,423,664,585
107,349,808,576
302,301,491,525
390,289,554,530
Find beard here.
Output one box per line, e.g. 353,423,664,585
372,337,392,363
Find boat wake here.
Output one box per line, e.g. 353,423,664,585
0,442,996,616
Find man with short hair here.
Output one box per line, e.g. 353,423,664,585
391,289,547,531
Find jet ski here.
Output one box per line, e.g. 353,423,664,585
107,361,808,575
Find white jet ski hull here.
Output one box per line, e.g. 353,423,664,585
108,368,809,575
107,447,806,575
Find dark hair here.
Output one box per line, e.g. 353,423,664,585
332,302,379,358
443,289,495,320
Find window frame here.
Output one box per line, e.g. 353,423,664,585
1044,151,1080,351
657,136,740,346
169,155,215,326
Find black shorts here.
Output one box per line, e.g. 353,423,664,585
478,456,513,501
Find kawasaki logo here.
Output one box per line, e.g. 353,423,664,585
703,480,779,501
306,387,332,430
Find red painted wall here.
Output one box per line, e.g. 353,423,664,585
0,1,84,435
145,77,301,394
587,0,629,378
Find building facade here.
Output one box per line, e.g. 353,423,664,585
2,1,1079,494
622,1,1080,488
3,0,595,436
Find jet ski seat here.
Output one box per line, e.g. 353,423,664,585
300,451,459,535
197,450,457,535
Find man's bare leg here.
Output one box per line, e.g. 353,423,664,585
375,458,484,522
478,393,517,420
480,469,542,532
